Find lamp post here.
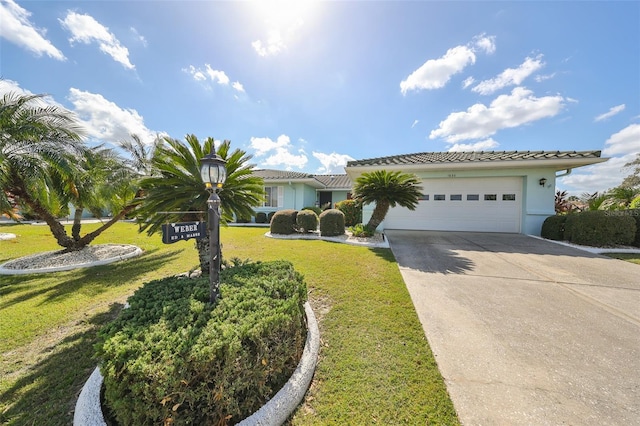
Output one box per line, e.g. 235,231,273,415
200,151,227,304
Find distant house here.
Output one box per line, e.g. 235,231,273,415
251,169,352,217
345,150,606,235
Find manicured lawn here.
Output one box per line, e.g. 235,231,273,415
603,252,640,265
0,222,458,425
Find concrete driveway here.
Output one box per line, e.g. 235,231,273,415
386,230,639,426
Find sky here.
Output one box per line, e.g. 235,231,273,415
1,0,639,195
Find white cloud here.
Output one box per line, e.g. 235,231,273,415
472,55,545,95
559,154,638,194
447,138,500,152
312,151,355,174
411,119,419,128
594,104,626,122
429,87,565,142
535,72,556,82
68,88,159,144
0,0,65,60
400,34,495,95
130,26,147,47
60,11,134,69
250,135,292,156
251,1,311,57
0,79,33,97
462,76,475,89
602,123,640,156
183,64,245,93
263,148,308,169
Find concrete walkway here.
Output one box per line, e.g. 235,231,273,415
386,230,640,426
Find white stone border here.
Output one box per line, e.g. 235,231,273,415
266,231,389,248
528,235,640,254
0,233,16,240
0,245,143,275
74,302,320,426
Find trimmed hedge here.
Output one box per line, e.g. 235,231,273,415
96,261,307,426
335,199,362,227
564,211,636,247
541,215,567,241
255,212,268,224
270,210,298,235
302,206,322,216
296,209,319,232
319,209,345,237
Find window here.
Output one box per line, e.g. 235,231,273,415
450,194,462,201
264,186,281,207
467,194,479,201
419,194,429,201
484,194,497,201
502,194,516,201
434,194,446,201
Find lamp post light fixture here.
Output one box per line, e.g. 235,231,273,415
539,177,547,187
200,151,227,304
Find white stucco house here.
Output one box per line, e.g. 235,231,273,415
345,150,606,235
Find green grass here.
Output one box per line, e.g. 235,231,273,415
0,222,458,425
603,252,640,265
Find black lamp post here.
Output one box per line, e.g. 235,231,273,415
200,151,227,303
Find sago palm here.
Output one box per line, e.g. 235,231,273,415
352,170,423,231
136,134,264,272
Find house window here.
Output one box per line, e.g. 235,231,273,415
450,194,462,201
467,194,480,201
264,186,280,207
419,194,429,201
434,194,446,201
503,194,516,201
484,194,497,201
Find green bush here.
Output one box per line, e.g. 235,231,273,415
235,215,251,223
540,215,567,241
96,261,307,426
270,210,298,235
630,196,640,210
255,212,268,224
564,210,636,247
296,209,319,232
335,199,362,227
349,223,374,238
319,209,345,237
302,206,322,216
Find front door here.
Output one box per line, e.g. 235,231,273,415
319,192,332,209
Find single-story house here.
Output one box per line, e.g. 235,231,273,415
251,169,352,216
345,150,606,235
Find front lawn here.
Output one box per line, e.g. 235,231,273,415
603,253,640,265
0,222,458,425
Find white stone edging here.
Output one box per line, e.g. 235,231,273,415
74,301,320,426
0,246,143,275
528,234,640,254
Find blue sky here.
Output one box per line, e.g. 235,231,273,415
1,0,639,194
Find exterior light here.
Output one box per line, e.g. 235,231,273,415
539,178,547,187
200,151,227,304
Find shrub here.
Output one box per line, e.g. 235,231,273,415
630,196,640,210
255,212,268,224
96,261,307,426
270,210,298,235
349,223,374,237
564,210,636,247
267,211,276,223
296,209,319,232
540,215,567,241
302,206,322,216
235,215,251,223
319,209,345,236
335,199,362,227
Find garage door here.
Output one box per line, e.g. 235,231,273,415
383,177,522,233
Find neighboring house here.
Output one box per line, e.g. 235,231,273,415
345,150,606,235
251,169,352,217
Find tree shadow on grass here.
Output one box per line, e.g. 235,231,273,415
0,248,183,310
0,303,122,426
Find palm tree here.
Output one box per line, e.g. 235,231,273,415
135,135,264,272
1,91,141,251
352,170,423,231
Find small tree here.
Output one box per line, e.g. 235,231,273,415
352,170,422,231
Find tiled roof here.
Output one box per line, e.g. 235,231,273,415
252,169,351,189
346,150,602,167
313,174,352,189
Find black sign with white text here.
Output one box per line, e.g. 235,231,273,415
161,221,206,244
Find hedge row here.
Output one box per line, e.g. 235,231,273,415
96,260,307,426
270,209,345,236
541,209,639,247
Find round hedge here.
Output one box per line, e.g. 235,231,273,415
270,210,298,235
296,210,319,233
96,261,307,425
319,209,345,237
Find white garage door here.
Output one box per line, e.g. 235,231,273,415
384,177,523,233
